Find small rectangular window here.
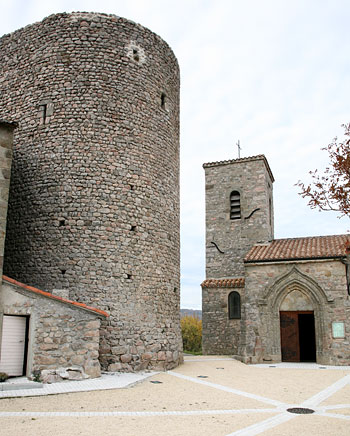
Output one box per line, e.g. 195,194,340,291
38,101,53,125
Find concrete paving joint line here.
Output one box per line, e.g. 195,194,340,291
1,358,350,436
167,368,350,436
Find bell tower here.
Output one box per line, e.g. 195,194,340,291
203,155,274,279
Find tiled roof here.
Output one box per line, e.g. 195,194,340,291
202,154,274,182
3,275,109,317
201,278,245,288
244,234,350,263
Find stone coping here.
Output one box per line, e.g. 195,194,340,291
203,154,274,182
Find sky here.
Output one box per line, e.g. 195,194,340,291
1,0,350,309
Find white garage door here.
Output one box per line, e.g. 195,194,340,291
0,315,27,376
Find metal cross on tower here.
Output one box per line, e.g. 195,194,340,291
236,140,241,158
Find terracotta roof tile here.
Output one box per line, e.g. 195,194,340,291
201,278,245,288
244,234,350,263
2,275,109,317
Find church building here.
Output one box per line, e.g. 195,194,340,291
201,155,350,365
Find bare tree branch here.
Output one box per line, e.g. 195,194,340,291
296,123,350,218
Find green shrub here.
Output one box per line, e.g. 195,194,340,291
32,370,41,382
0,372,9,382
181,315,202,353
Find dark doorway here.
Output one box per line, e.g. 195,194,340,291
298,313,316,362
280,311,316,363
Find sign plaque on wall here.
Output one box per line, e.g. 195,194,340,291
332,322,345,339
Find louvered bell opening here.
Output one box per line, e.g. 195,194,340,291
230,192,241,220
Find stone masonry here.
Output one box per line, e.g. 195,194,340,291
243,259,350,365
201,279,245,355
204,156,274,278
0,12,182,371
0,121,16,279
202,155,274,355
1,276,106,378
202,155,350,365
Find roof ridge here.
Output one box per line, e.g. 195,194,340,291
271,234,349,242
2,275,109,317
245,234,349,263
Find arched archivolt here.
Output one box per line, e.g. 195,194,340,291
262,266,332,309
259,266,331,363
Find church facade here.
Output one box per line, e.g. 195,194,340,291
202,155,350,365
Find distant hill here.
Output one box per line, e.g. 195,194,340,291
180,309,202,320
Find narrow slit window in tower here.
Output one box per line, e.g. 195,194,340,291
39,104,47,125
161,92,166,109
230,191,241,220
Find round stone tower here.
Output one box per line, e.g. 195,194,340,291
0,12,182,370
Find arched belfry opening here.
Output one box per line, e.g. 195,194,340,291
279,290,316,362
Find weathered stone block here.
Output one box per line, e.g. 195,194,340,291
120,354,132,363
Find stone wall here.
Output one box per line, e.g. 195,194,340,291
0,12,182,371
202,156,274,356
202,154,350,365
0,121,15,279
0,278,104,377
204,156,274,278
202,283,244,355
244,260,350,365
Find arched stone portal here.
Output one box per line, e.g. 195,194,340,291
260,267,332,364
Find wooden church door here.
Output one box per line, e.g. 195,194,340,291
280,311,300,362
280,311,316,362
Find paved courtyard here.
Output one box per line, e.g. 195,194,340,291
0,356,349,435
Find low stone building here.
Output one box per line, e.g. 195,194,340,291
0,276,107,379
202,155,350,365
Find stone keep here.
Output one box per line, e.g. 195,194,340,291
0,12,182,371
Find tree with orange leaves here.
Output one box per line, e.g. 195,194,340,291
297,123,350,217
